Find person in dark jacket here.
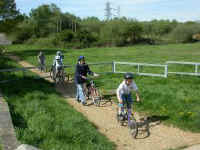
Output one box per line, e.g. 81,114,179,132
74,56,98,106
37,51,46,72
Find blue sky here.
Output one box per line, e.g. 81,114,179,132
15,0,200,22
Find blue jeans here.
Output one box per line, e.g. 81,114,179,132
76,84,86,103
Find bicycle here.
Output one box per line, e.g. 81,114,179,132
50,66,66,85
116,103,138,138
116,103,150,139
83,78,102,107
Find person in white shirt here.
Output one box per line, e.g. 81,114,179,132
116,72,140,120
52,51,64,78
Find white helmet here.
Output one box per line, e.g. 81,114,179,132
56,51,61,56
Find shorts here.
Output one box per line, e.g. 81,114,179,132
120,94,133,109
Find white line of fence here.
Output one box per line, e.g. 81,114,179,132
1,61,200,84
113,62,168,78
166,61,200,76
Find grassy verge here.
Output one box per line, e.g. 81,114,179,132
0,56,115,150
167,145,188,150
0,139,2,150
5,43,200,132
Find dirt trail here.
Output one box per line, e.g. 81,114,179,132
8,55,200,150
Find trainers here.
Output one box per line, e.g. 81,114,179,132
119,114,124,121
76,99,81,103
82,102,87,106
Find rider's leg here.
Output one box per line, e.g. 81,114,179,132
127,94,133,125
76,84,79,101
77,84,86,105
119,95,126,115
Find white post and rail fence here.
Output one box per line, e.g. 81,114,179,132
1,61,200,84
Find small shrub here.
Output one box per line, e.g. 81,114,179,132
170,23,200,43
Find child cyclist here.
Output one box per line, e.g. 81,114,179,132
116,72,140,120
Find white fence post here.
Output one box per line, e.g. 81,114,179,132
195,64,198,74
112,61,116,73
137,64,140,74
167,61,200,76
165,65,168,78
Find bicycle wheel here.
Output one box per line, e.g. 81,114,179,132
91,88,102,107
49,68,53,80
95,89,102,107
128,115,138,138
116,108,126,126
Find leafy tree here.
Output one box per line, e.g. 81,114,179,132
170,23,200,43
12,20,34,43
61,12,81,31
29,4,62,37
123,20,143,44
0,0,19,20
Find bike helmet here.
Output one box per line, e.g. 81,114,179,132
78,56,85,61
124,72,134,79
56,51,61,56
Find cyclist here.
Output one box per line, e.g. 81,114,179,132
116,72,140,121
52,51,64,79
74,56,98,106
37,51,45,72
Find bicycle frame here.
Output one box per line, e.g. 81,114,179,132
117,104,138,138
50,66,65,85
83,78,102,106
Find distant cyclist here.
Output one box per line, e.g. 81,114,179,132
37,51,46,72
116,73,140,121
52,51,64,79
74,56,99,106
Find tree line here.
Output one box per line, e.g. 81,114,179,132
1,2,200,48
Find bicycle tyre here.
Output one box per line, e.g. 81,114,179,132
91,88,102,107
128,116,138,138
49,68,53,80
95,89,102,107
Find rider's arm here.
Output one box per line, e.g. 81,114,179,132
37,54,40,62
86,64,94,76
53,59,56,66
135,91,140,102
131,82,140,102
116,83,123,104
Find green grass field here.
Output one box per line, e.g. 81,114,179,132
5,43,200,132
0,56,115,150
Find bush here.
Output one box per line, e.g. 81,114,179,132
0,45,6,54
26,36,59,48
12,21,34,44
170,23,200,43
57,30,75,42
